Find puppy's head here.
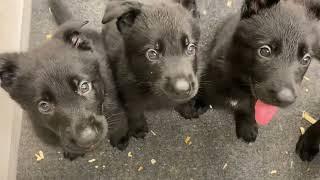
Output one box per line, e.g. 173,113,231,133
232,0,319,107
0,21,108,155
102,0,200,103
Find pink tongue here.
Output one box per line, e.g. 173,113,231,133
255,100,278,126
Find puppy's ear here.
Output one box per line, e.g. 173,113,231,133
175,0,199,18
0,53,19,89
101,1,142,33
241,0,280,18
54,21,92,50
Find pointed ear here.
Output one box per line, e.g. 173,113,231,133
54,20,93,50
175,0,199,18
0,53,19,89
101,0,142,33
241,0,280,19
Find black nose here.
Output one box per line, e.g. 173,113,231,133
276,88,296,104
173,78,191,95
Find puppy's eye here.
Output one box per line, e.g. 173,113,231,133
300,53,311,65
38,101,53,114
186,43,196,56
146,49,160,62
78,81,92,95
258,45,272,58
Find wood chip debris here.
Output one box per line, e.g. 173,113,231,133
202,10,207,15
88,159,96,163
300,127,305,135
227,0,232,7
95,165,99,169
138,166,144,172
270,170,277,175
302,111,317,124
128,152,133,158
290,161,294,169
305,89,309,92
150,130,157,136
209,105,213,109
304,76,310,81
185,136,192,145
46,34,52,40
35,150,44,161
151,159,157,165
222,163,228,170
102,165,106,169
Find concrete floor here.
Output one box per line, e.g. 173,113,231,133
17,0,320,179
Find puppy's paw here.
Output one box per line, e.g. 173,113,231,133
110,135,129,151
129,123,149,139
296,134,319,161
175,100,209,119
236,121,258,143
70,33,92,51
63,152,85,161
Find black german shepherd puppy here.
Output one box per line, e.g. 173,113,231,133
177,0,320,143
295,0,320,162
101,0,201,139
0,0,128,160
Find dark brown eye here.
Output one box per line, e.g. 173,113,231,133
258,45,272,58
186,43,196,56
78,81,92,95
38,101,52,114
300,53,311,65
146,49,160,62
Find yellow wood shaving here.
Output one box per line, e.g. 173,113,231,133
270,170,277,174
185,136,191,144
46,34,52,40
88,159,96,163
138,166,144,172
302,111,317,124
151,159,156,165
35,150,44,161
304,76,310,81
300,127,305,135
128,152,133,158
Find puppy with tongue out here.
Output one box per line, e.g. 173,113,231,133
176,0,320,143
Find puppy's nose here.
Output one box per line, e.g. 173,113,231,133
276,88,296,104
78,127,97,146
174,79,191,94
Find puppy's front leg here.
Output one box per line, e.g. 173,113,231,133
296,119,320,161
127,105,149,139
234,96,258,143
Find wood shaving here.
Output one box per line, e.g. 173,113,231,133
227,0,232,7
138,166,144,172
150,130,157,136
128,152,133,158
151,159,157,165
223,163,228,170
95,165,99,169
300,127,305,135
46,34,52,40
209,105,213,109
270,170,277,174
185,136,191,145
102,165,106,169
304,76,310,81
88,159,96,163
35,150,44,161
302,111,317,124
305,89,309,92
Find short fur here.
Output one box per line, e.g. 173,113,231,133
177,0,320,143
101,0,201,139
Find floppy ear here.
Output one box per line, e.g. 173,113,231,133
54,20,93,50
101,0,142,33
174,0,199,18
0,53,19,89
241,0,280,18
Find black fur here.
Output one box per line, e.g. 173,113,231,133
177,0,320,143
101,0,201,140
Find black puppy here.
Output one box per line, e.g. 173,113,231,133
0,0,128,160
177,0,320,143
295,0,320,162
101,0,201,139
